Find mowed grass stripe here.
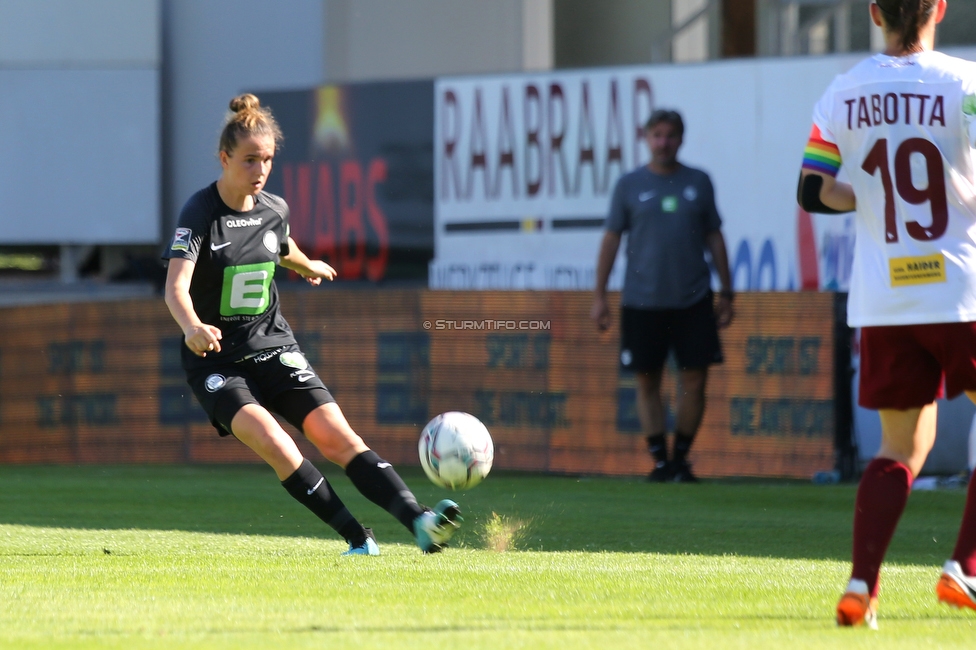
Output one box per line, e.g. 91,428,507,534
1,465,974,648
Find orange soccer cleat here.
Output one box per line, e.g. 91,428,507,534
836,579,878,629
936,560,976,610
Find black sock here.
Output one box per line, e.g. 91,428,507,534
646,434,668,464
345,450,424,532
281,458,366,546
672,432,695,465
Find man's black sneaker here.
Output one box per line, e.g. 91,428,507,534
671,461,699,483
648,461,673,482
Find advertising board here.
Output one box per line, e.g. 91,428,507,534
0,291,833,479
261,81,435,282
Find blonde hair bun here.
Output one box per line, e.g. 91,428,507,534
218,93,282,155
228,93,261,114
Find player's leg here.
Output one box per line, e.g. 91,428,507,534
226,403,369,552
262,343,459,553
302,401,421,525
933,323,976,608
671,367,708,482
939,389,976,610
299,402,459,552
886,320,976,611
622,306,671,481
230,403,303,479
634,369,669,479
940,393,976,608
837,404,934,628
188,366,373,554
669,293,724,482
837,324,943,626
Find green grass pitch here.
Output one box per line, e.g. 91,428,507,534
1,464,975,648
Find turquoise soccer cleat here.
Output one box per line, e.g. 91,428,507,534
342,528,379,556
413,499,462,553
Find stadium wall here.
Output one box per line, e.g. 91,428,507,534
0,290,834,479
0,0,160,245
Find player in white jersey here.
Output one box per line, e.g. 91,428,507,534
798,0,976,628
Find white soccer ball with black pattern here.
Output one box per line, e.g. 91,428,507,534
419,411,494,490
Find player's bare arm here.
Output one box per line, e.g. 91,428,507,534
279,236,336,286
591,230,622,331
798,169,856,214
164,257,222,356
705,230,734,328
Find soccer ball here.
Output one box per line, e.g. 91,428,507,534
419,411,494,490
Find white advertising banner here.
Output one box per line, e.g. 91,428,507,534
432,48,976,291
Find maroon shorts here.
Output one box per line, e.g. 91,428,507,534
859,321,976,409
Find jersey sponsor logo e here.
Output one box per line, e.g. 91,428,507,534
225,217,263,228
662,196,678,213
263,231,279,254
889,253,947,287
211,241,231,251
171,228,191,251
204,374,226,392
638,191,656,202
220,262,275,316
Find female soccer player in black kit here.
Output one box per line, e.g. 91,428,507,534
163,94,459,555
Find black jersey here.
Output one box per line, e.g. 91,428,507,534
163,183,296,370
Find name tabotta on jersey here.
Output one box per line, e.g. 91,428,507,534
843,93,946,130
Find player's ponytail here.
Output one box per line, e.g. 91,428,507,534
875,0,937,52
218,93,283,156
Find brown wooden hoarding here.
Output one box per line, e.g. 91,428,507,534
0,290,834,479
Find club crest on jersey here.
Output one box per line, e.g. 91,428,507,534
204,374,226,392
171,227,191,251
263,231,279,254
621,349,633,366
280,352,308,370
683,186,698,201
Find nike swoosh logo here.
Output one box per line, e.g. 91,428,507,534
296,372,315,383
211,241,231,250
377,462,392,469
639,191,656,202
307,477,324,495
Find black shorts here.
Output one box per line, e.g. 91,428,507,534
620,294,724,372
186,343,336,437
